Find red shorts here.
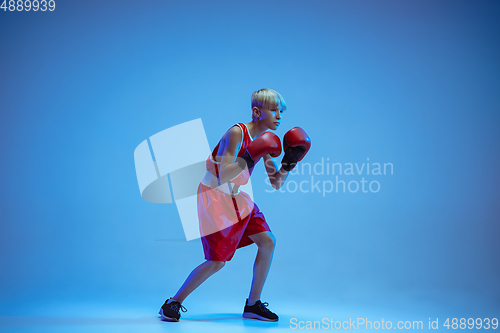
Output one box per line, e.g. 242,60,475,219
197,183,271,261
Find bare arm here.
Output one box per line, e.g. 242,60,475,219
264,154,289,190
218,126,246,184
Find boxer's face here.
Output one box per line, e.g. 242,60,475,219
258,105,283,130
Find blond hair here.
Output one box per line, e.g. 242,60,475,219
251,88,287,111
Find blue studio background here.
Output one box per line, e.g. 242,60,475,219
1,0,499,331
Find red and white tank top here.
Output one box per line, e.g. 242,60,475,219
206,123,254,186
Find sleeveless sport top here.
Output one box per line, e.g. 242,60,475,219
206,123,255,186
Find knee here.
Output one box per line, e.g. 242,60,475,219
258,234,276,252
207,260,225,272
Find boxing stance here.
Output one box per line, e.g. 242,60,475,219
159,88,310,322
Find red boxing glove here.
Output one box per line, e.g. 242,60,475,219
238,132,282,169
281,127,311,171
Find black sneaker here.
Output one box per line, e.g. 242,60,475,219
243,299,279,321
159,298,187,322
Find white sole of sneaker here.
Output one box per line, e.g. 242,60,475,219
243,312,279,322
159,308,179,322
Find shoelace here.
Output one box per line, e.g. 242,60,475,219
170,301,187,313
258,302,272,313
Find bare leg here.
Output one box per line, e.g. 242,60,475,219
247,231,276,303
173,260,225,303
